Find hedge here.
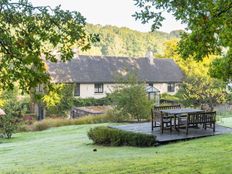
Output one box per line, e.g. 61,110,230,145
88,126,156,147
73,97,112,107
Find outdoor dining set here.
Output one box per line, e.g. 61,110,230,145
151,104,216,135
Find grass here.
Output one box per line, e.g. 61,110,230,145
217,110,232,127
0,123,232,174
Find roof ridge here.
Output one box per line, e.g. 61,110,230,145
79,55,135,59
78,55,173,60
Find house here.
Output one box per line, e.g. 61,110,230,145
46,54,184,99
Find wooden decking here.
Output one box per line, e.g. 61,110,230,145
110,122,232,143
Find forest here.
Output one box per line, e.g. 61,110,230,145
80,24,183,57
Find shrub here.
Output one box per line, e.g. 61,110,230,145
73,97,112,107
22,115,35,125
88,126,156,147
105,109,128,122
32,121,50,131
161,93,180,101
110,82,153,122
0,114,18,139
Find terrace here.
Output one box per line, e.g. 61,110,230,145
111,123,232,143
111,104,232,144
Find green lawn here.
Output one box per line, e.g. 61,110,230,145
0,123,232,174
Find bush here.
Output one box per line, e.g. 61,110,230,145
88,126,156,147
110,83,152,122
0,114,18,139
32,121,51,131
161,93,180,101
105,109,128,122
73,97,112,107
22,114,35,125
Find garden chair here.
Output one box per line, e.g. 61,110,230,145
160,111,173,133
184,111,216,135
200,104,214,128
151,104,181,132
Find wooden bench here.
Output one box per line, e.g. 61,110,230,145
185,111,216,135
151,105,181,132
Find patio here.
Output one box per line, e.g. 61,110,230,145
110,123,232,143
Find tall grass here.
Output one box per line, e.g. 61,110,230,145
19,114,112,132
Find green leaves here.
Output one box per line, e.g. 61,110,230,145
177,75,227,107
110,75,152,122
45,84,74,116
209,50,232,81
134,0,232,80
0,0,99,92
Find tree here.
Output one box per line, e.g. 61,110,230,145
0,114,18,139
134,0,232,80
81,24,174,57
162,39,216,77
177,76,227,108
162,39,227,107
110,74,152,122
209,52,232,81
0,0,99,92
44,84,74,117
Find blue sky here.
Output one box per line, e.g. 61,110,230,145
30,0,186,33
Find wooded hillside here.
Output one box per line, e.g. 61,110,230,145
80,24,182,57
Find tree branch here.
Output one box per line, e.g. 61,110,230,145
214,2,232,17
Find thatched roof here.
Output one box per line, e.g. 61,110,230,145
47,55,184,83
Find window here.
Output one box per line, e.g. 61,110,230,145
167,83,175,92
74,83,80,96
148,83,153,87
94,83,103,93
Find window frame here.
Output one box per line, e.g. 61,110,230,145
167,83,175,92
94,83,104,93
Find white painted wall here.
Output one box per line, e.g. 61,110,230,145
76,83,179,99
154,83,168,94
78,83,120,99
154,83,179,95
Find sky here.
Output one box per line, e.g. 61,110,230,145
30,0,186,33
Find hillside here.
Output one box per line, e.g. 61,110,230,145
80,24,182,57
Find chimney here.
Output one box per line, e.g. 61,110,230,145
145,50,154,64
72,48,79,58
